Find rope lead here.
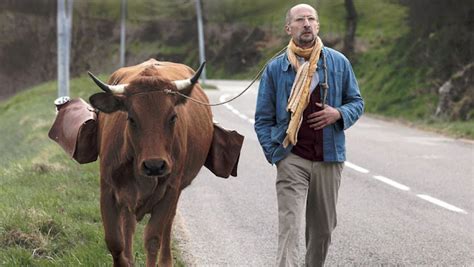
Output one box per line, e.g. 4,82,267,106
174,46,289,106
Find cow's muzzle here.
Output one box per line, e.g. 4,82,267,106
141,158,170,177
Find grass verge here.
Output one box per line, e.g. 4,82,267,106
0,76,185,266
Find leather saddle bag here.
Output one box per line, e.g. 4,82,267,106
204,123,244,178
48,97,98,164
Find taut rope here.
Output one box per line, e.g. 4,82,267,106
164,46,288,106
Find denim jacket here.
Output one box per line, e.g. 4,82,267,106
254,47,364,164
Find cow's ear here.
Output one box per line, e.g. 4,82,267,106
89,93,125,113
175,85,195,106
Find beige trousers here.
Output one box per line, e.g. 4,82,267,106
276,153,343,267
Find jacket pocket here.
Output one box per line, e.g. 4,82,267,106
272,144,287,164
270,124,287,145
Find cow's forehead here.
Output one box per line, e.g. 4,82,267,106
125,90,176,115
125,76,175,95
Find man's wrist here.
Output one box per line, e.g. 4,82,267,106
334,107,342,121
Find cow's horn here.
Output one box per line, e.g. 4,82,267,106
88,71,127,94
173,61,206,91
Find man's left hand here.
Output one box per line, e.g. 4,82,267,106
307,103,341,130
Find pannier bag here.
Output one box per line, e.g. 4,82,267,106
48,97,98,164
204,123,244,178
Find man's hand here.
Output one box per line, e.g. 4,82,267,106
307,103,341,130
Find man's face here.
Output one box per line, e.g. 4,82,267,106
285,6,319,48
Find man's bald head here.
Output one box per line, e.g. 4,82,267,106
285,4,318,25
284,3,320,48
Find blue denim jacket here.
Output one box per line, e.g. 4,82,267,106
254,47,364,164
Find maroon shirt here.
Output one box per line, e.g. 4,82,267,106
291,85,324,161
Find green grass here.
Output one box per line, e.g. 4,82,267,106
0,77,185,265
201,83,218,90
424,120,474,140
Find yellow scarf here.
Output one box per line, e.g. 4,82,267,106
283,37,323,147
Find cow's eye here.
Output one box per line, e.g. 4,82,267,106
169,114,178,125
127,116,136,126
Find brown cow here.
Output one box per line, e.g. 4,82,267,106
88,59,213,266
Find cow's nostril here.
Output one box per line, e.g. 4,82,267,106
142,159,168,176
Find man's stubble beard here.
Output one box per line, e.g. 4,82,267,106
297,33,315,47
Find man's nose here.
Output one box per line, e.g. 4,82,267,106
303,18,311,26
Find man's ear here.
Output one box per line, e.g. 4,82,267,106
285,24,291,35
89,92,125,113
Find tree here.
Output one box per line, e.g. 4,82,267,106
342,0,357,59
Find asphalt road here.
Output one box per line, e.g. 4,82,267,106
173,80,474,266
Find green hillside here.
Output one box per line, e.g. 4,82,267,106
352,0,473,138
219,0,474,138
158,0,474,138
2,0,472,140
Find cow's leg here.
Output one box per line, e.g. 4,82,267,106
101,189,128,267
144,188,179,267
122,208,137,266
158,207,177,267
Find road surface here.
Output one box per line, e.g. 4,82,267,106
173,80,474,266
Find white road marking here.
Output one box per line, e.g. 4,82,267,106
220,94,254,125
345,161,370,173
372,175,411,191
417,194,468,214
404,137,454,146
418,155,443,160
218,91,468,215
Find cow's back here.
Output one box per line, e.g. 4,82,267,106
107,59,195,85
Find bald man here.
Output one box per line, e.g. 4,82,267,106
254,3,364,266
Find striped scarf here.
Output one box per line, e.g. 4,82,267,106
283,37,323,147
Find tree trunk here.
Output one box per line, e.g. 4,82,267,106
343,0,357,59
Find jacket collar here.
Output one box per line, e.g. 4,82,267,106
281,53,291,72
